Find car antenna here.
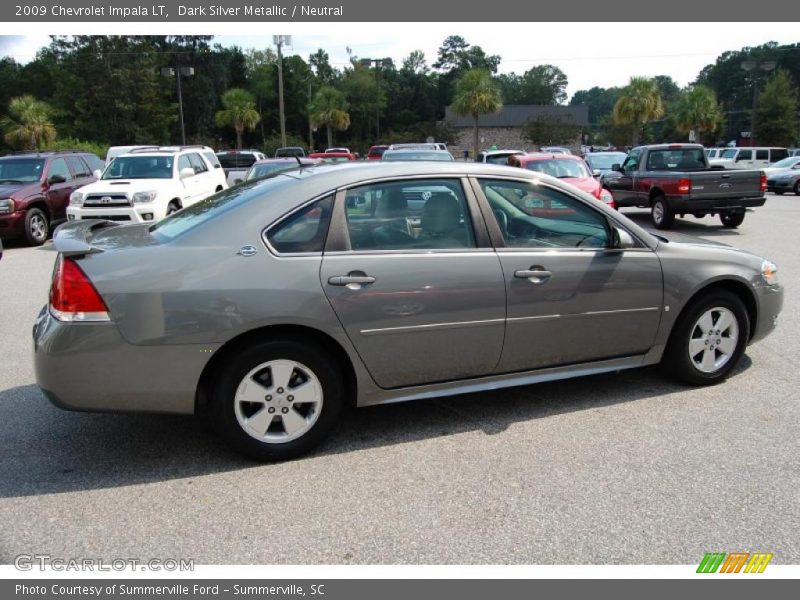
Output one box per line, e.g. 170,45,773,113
294,155,302,166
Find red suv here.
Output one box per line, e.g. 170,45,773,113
0,150,103,246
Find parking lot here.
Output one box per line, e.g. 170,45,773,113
0,195,798,565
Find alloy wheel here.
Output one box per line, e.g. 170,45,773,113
688,307,739,374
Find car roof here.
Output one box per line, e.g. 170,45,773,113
253,157,318,165
516,153,583,162
2,150,92,158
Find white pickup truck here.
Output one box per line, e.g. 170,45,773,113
67,146,227,224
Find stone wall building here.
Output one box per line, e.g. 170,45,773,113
444,105,589,158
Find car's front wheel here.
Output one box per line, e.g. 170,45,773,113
24,207,49,246
662,290,749,385
211,340,344,461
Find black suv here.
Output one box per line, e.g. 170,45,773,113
0,150,104,245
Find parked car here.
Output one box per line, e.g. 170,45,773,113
275,147,306,158
475,150,525,164
585,151,628,177
246,157,321,181
388,143,442,151
216,150,267,185
508,153,615,208
766,161,800,195
367,145,390,161
709,146,788,170
761,156,800,177
106,146,159,164
788,148,800,157
0,150,103,245
324,147,351,154
67,146,227,224
382,149,454,161
309,151,356,163
602,144,767,229
540,146,572,155
34,161,783,461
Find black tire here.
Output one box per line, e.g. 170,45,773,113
651,196,674,230
774,190,784,196
166,200,181,215
662,290,750,386
24,207,49,246
720,212,745,228
794,181,800,196
210,339,344,461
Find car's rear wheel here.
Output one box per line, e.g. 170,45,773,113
720,211,745,228
662,290,749,385
651,196,674,230
211,340,344,461
24,208,49,246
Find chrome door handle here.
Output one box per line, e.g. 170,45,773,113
514,269,552,284
328,274,376,287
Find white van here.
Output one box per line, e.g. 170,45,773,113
709,147,789,169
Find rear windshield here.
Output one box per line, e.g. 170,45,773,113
217,153,258,169
645,148,706,170
368,147,387,158
0,158,45,183
150,175,291,241
247,162,297,180
525,159,590,178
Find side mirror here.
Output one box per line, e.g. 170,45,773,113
92,169,103,179
611,163,622,173
592,169,601,178
179,167,195,179
611,226,635,250
47,174,66,185
214,164,221,168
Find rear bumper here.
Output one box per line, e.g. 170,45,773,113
666,195,766,213
0,210,27,238
33,306,218,415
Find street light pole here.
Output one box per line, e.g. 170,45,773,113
161,66,195,145
274,35,291,148
359,57,391,142
741,60,776,145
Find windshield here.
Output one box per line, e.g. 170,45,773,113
646,148,706,170
719,149,738,159
247,163,297,180
103,156,173,179
586,153,626,170
771,157,799,169
0,158,45,183
525,159,590,178
382,151,453,161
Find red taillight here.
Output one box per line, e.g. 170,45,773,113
50,256,110,322
760,173,767,192
677,178,691,194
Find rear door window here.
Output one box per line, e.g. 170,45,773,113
188,153,209,174
756,149,769,160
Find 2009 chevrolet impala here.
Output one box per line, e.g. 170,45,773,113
33,162,783,460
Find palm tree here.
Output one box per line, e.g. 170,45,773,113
309,86,350,148
215,88,261,150
451,69,503,159
1,95,56,150
612,77,665,146
675,85,722,142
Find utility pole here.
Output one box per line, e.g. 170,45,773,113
307,78,314,151
741,60,776,145
274,35,291,148
161,66,195,145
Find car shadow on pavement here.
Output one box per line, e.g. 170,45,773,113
0,356,752,498
622,209,744,239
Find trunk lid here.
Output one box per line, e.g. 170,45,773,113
53,220,158,256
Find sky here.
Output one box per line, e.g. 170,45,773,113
0,24,796,99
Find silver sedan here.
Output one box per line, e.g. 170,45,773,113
33,162,784,460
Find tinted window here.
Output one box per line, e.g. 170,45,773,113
646,148,705,170
48,158,72,181
0,158,44,183
756,149,769,160
736,150,752,161
188,153,208,174
343,179,475,251
479,179,609,249
83,154,105,172
217,153,258,169
770,149,788,162
65,156,91,178
247,162,296,180
266,196,333,254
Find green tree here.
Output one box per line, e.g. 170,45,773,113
612,77,665,146
754,70,799,147
522,116,582,146
451,68,503,158
309,86,350,148
499,65,568,105
341,66,387,141
215,88,261,149
1,95,56,150
675,85,723,142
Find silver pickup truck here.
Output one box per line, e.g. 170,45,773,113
216,150,266,186
601,143,766,229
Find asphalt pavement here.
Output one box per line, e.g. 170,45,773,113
0,197,798,564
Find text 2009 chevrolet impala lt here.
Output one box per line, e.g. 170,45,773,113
33,162,783,460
